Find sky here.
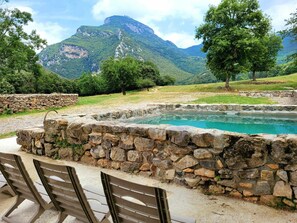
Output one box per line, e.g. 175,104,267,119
4,0,297,48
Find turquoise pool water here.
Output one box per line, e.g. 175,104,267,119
128,112,297,134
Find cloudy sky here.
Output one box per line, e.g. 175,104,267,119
4,0,297,48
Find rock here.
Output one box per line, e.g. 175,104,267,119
217,179,237,188
271,137,289,164
90,146,105,159
183,168,194,173
276,170,288,183
120,162,141,173
127,151,141,162
238,169,259,179
194,168,215,178
253,181,271,195
168,130,190,147
283,199,295,208
165,169,175,180
44,143,56,157
97,159,109,168
285,164,297,171
152,158,172,170
229,190,242,198
58,148,73,161
139,163,151,171
89,132,102,145
83,143,92,151
261,170,274,181
119,134,134,150
259,195,281,207
273,181,292,199
199,160,217,170
266,164,279,170
191,132,214,148
134,137,154,151
243,190,253,197
225,137,267,169
194,149,213,159
103,133,120,145
243,196,259,203
80,154,97,165
110,147,126,162
213,133,231,150
239,182,254,189
185,178,201,187
66,122,88,144
174,155,198,170
148,128,166,141
218,169,233,179
209,185,225,194
289,171,297,186
164,144,192,157
216,159,224,169
111,161,121,169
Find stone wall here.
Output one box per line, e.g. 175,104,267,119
239,90,297,105
0,94,78,114
17,113,297,209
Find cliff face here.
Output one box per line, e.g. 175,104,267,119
38,15,206,82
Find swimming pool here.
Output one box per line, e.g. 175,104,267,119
127,111,297,134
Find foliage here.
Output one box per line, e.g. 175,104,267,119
0,78,15,93
136,78,156,90
191,95,275,105
281,9,297,65
76,73,107,96
250,34,283,81
0,7,46,77
196,0,271,89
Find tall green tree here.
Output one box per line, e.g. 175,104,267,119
281,9,297,65
195,0,270,89
0,6,46,77
101,57,140,95
250,34,282,81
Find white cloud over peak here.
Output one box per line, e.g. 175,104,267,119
92,0,220,47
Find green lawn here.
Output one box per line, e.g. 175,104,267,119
191,95,276,104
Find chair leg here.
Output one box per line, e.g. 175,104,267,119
29,205,45,223
2,196,25,222
56,212,67,223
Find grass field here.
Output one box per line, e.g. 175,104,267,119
191,95,276,104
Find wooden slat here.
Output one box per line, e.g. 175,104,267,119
117,205,160,223
113,195,159,217
41,169,71,182
110,185,157,207
47,177,73,189
109,175,155,196
50,185,77,198
55,194,80,206
39,162,68,173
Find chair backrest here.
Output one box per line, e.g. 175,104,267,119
101,172,172,223
0,152,46,207
33,159,99,223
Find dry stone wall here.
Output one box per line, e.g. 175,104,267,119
0,94,78,114
17,108,297,209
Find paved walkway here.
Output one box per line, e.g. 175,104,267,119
0,137,296,223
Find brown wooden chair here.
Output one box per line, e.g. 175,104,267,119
33,159,109,223
0,172,14,196
0,152,53,222
101,172,196,223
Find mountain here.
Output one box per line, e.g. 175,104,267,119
39,16,206,83
182,45,206,58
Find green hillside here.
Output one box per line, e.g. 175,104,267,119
39,16,206,83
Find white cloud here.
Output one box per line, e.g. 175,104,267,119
262,2,297,31
92,0,220,47
5,3,68,46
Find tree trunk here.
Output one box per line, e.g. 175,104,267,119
122,87,126,95
252,70,256,81
225,75,230,90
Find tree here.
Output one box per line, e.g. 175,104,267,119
281,9,297,65
101,57,140,95
196,0,270,89
250,34,282,81
0,7,46,77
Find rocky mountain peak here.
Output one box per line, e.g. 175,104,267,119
104,15,154,35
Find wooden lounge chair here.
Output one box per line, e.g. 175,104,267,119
0,172,14,196
0,152,53,222
101,172,196,223
33,159,109,223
